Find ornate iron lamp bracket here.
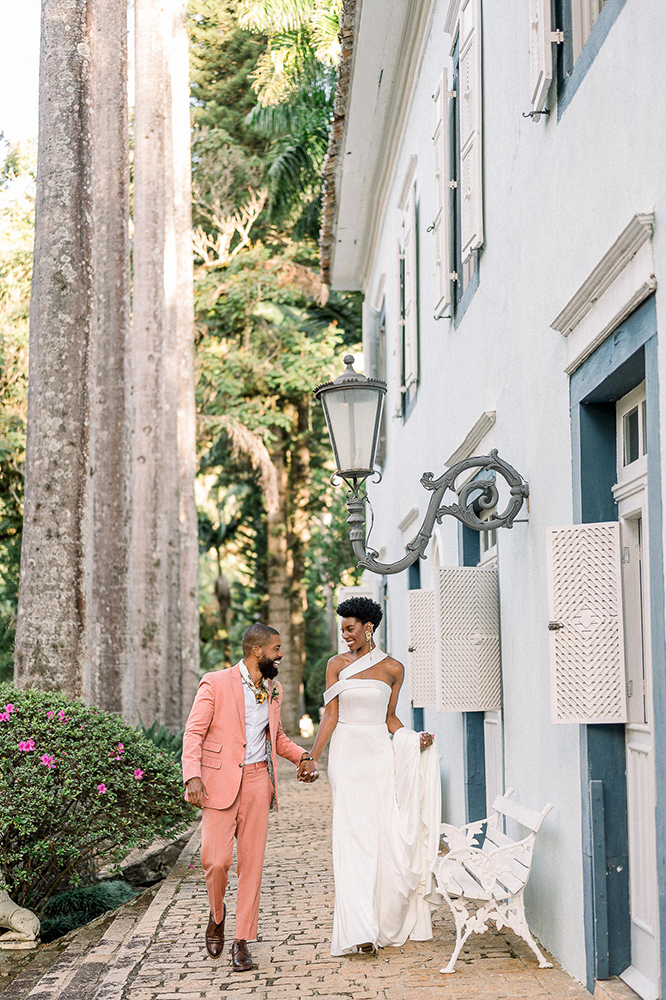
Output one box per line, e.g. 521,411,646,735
344,450,529,576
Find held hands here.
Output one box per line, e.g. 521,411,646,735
185,776,208,808
419,732,434,751
297,754,319,783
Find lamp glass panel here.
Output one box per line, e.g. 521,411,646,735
324,386,383,473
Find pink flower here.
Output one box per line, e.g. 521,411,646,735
0,713,10,723
134,769,144,780
57,709,68,723
117,743,124,754
46,711,55,719
80,724,85,730
18,740,35,752
40,754,56,769
97,783,107,794
111,742,125,760
5,704,15,714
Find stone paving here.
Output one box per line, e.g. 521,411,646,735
119,760,593,1000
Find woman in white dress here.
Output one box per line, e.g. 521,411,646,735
306,596,442,957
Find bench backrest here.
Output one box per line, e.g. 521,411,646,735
490,786,554,834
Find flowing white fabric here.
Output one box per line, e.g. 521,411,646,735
325,650,441,956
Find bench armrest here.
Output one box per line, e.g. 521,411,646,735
441,818,487,852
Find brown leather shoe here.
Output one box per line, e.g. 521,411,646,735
205,905,225,959
231,938,253,972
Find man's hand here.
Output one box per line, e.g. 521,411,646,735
297,757,319,783
185,776,208,808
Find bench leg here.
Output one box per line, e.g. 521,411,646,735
499,890,553,970
439,894,494,974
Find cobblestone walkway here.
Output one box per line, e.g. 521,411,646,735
121,762,592,1000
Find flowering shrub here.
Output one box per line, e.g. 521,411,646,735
0,684,195,913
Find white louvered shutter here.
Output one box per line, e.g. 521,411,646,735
336,586,378,653
432,71,452,317
529,0,554,112
435,566,501,712
402,183,418,391
458,0,483,262
546,524,627,724
408,589,437,708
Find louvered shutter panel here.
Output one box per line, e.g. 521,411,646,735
435,566,501,712
459,0,483,262
403,183,418,390
546,524,627,724
529,0,554,112
432,71,452,317
336,586,378,653
408,589,437,708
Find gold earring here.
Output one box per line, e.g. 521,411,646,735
365,627,373,643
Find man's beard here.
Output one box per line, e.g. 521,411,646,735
258,655,279,680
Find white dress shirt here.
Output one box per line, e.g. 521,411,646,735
240,664,270,765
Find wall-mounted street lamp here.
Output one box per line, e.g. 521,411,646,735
314,355,530,576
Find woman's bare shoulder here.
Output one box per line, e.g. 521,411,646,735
384,654,405,677
326,652,350,679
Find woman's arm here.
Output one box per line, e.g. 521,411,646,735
385,659,405,735
309,657,343,765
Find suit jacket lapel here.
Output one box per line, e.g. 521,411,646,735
231,663,245,730
268,680,278,743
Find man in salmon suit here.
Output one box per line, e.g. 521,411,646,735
182,624,318,971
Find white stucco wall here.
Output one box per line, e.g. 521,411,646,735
332,0,666,986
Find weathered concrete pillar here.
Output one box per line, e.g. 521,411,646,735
133,0,199,728
15,0,132,709
87,0,133,715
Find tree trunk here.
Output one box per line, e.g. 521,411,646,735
171,0,200,718
133,0,199,728
286,399,310,729
132,0,170,728
87,0,132,715
267,428,298,732
15,0,131,705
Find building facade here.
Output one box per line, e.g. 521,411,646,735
322,1,666,996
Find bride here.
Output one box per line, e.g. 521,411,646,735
302,595,442,956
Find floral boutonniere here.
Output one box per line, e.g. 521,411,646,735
270,684,280,704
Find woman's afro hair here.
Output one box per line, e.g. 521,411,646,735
336,596,383,629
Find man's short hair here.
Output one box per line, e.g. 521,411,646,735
242,623,279,657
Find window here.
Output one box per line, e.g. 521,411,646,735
554,0,628,116
571,0,607,62
616,382,647,479
451,0,483,314
397,170,419,416
431,0,483,321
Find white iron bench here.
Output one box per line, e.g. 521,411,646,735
432,788,554,974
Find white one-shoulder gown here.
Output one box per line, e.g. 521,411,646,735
324,649,441,956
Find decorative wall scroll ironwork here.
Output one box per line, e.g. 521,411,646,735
340,450,529,576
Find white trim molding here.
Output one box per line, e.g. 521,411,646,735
445,0,462,35
398,507,420,532
397,155,418,212
550,213,656,375
445,410,496,466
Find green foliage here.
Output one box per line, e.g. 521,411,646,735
237,0,342,106
40,880,138,942
190,0,267,154
189,0,363,686
0,685,195,913
137,718,185,758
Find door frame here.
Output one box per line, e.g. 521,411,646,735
570,296,665,993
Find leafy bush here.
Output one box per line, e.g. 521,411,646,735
0,684,195,913
138,717,184,758
40,880,138,942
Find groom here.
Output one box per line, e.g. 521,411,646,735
182,623,318,971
